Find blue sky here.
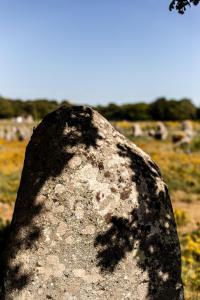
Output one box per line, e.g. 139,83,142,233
0,0,200,105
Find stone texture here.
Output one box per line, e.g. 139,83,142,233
2,106,184,300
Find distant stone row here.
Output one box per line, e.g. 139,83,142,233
0,115,34,142
116,120,195,146
0,125,33,141
0,119,196,146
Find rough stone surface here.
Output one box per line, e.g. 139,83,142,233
2,106,184,300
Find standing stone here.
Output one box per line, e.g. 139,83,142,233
16,127,32,141
0,128,4,139
2,106,184,300
172,132,186,145
182,120,193,132
148,129,156,138
132,123,143,138
4,128,13,142
182,120,194,139
24,115,34,124
172,121,194,146
154,122,168,140
172,132,192,147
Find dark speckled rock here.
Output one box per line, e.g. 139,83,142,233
2,106,184,300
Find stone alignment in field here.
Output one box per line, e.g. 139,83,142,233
2,106,184,300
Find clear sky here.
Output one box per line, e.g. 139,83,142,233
0,0,200,105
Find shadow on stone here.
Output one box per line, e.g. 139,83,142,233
94,143,183,300
1,106,102,298
0,221,10,295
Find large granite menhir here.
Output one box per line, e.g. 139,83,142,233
2,106,184,300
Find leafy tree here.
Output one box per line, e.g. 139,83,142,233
121,103,150,121
96,103,123,120
0,95,199,121
0,98,15,118
174,98,197,119
149,98,169,120
197,108,200,119
0,97,61,120
150,98,196,120
23,99,59,120
169,0,200,14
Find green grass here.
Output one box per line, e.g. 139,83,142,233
0,172,20,204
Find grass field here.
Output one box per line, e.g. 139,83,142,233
0,120,200,299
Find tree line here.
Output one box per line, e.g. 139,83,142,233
96,98,199,121
0,97,70,120
0,96,200,121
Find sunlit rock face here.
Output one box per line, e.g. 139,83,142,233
2,106,184,300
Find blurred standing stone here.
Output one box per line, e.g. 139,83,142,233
132,123,143,138
0,125,32,142
182,120,194,139
4,128,13,142
0,128,5,140
148,129,156,138
172,120,194,146
2,106,184,300
24,115,34,124
154,122,168,140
